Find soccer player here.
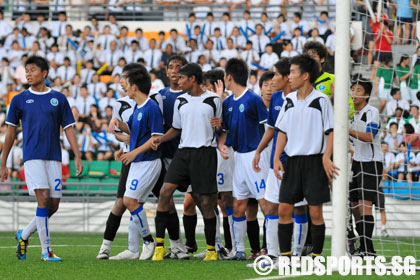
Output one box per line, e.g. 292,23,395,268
252,58,295,260
96,63,141,260
273,54,337,259
158,55,190,259
152,63,223,261
107,65,163,260
1,56,83,261
348,79,382,256
218,58,269,260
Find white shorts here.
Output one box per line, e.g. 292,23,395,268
378,88,391,100
233,150,269,201
264,168,308,206
217,147,235,192
124,159,162,203
24,160,62,198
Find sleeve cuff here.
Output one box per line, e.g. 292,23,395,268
259,119,268,124
278,128,286,134
151,132,164,136
325,128,333,135
266,124,275,129
172,125,181,130
63,122,76,130
5,121,17,127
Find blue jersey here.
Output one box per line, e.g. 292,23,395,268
159,87,184,159
127,98,164,162
267,91,287,169
6,88,75,163
222,90,268,153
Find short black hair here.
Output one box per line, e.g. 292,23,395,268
390,88,400,96
294,12,301,19
274,58,291,77
351,79,372,102
170,28,178,33
126,64,151,95
244,10,250,15
131,40,139,46
225,58,248,87
179,63,203,85
25,56,49,75
223,12,230,17
290,54,320,84
207,12,213,17
259,70,274,88
167,55,188,67
189,12,196,18
320,11,329,17
122,62,143,73
302,41,328,61
203,69,225,91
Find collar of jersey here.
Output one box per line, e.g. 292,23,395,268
29,87,52,95
135,97,150,110
233,88,248,101
170,88,183,93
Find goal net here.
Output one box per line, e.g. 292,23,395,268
340,0,420,264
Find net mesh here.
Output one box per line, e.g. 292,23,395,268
348,0,420,264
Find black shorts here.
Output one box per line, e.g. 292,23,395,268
372,187,385,211
349,161,383,203
397,16,413,24
279,155,330,205
151,159,166,198
164,147,217,194
117,162,131,198
374,51,392,62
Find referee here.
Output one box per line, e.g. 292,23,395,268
273,54,338,259
349,79,383,257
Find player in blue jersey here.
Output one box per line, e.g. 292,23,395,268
152,63,223,262
1,56,83,262
108,65,164,260
97,63,142,259
218,58,269,260
158,55,190,259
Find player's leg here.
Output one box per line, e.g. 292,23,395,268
97,162,129,259
183,192,198,252
378,189,388,237
308,204,326,257
193,192,218,261
246,199,261,260
220,191,234,253
232,198,248,259
278,202,294,258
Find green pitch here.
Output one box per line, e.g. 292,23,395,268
0,232,418,280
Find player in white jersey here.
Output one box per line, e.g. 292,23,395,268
96,63,138,259
152,63,223,262
107,65,163,260
348,79,383,257
1,56,83,262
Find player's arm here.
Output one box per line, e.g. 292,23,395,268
64,126,84,177
158,128,181,144
217,131,230,159
0,125,17,181
120,135,161,165
273,131,286,179
322,132,339,182
115,132,129,144
349,129,374,142
253,127,275,172
109,117,129,134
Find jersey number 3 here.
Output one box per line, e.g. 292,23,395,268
217,173,224,185
255,179,266,193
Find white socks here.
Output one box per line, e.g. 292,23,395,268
36,207,50,255
265,215,280,257
232,216,246,252
22,217,37,240
292,214,308,257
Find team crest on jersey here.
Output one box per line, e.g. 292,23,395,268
228,107,233,112
239,104,245,112
319,84,326,91
137,112,143,121
274,106,281,111
26,99,34,104
50,98,59,106
162,95,167,100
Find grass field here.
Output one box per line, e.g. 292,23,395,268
0,232,418,280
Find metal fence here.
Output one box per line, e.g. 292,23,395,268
0,2,336,21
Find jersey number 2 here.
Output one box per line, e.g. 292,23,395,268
54,179,62,191
255,179,266,193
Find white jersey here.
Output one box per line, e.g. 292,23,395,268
172,91,222,149
112,96,136,152
350,104,382,162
